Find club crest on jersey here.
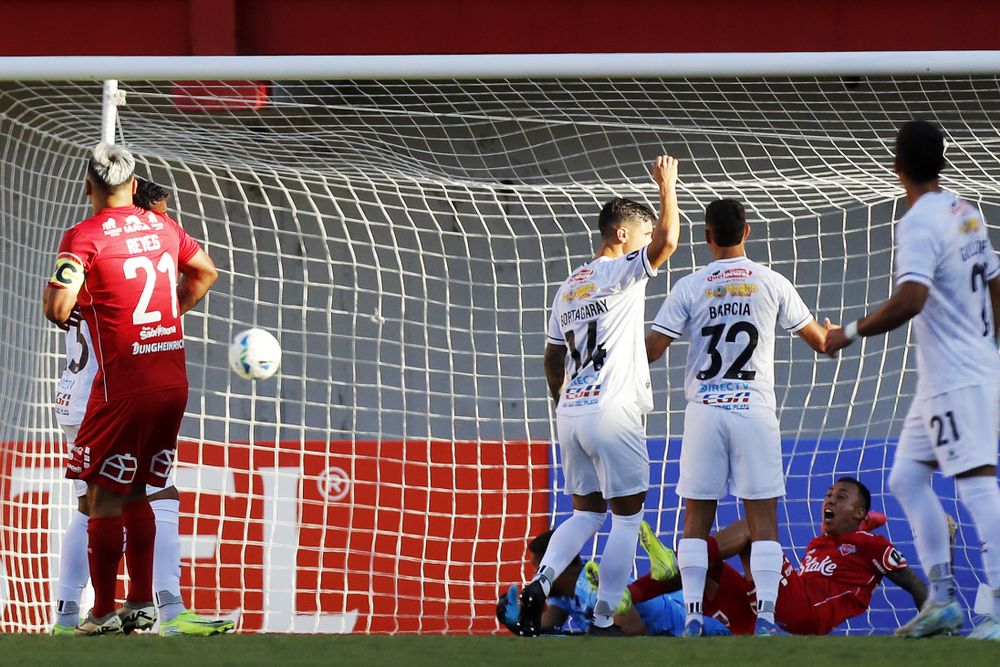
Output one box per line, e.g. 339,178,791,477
707,267,752,283
838,544,857,556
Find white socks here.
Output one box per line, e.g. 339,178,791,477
54,510,89,627
888,458,954,604
532,510,605,596
750,540,783,623
593,510,643,628
150,498,186,622
956,476,1000,617
678,537,708,624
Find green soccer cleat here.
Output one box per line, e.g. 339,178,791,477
639,520,679,582
158,610,236,637
50,623,76,636
583,560,632,615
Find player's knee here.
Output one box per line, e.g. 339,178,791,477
888,458,930,498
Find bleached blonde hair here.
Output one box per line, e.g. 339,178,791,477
87,142,135,190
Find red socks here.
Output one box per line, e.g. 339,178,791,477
87,516,124,618
122,499,157,604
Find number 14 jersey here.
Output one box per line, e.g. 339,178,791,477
652,256,812,413
48,205,202,401
547,247,657,415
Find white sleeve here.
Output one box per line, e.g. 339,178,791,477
651,279,688,339
894,219,938,288
777,275,813,333
606,247,657,291
546,292,565,345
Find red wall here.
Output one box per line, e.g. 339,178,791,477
2,0,1000,56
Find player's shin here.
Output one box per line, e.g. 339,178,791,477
532,509,605,595
150,497,186,622
53,510,90,629
749,541,783,624
956,476,1000,617
87,516,124,618
122,498,157,605
594,510,642,628
889,458,954,603
678,538,708,626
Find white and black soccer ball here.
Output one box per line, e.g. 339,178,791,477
228,328,282,380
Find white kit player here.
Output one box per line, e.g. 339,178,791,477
514,156,681,637
646,198,828,636
827,120,1000,640
49,176,233,637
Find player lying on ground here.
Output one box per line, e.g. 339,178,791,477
629,478,928,635
516,156,681,637
826,120,1000,641
497,528,731,636
49,176,233,637
645,197,829,635
43,144,218,635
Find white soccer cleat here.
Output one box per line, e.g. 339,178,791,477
895,600,964,638
74,610,124,636
968,616,1000,640
116,601,157,634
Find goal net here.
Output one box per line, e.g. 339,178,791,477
1,61,998,634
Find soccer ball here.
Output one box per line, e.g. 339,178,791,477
228,328,282,380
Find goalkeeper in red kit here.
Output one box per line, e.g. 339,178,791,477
43,143,218,635
632,478,928,634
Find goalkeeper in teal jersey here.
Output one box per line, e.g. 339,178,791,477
498,529,730,636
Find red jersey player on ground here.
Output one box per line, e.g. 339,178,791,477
631,477,928,634
43,143,218,635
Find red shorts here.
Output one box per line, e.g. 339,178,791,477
67,386,186,494
774,556,826,634
704,562,756,635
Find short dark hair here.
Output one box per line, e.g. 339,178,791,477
895,120,945,183
597,197,655,240
705,198,746,247
134,177,170,210
528,529,582,566
836,476,871,513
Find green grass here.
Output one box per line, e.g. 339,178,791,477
1,635,998,667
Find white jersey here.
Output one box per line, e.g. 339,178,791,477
547,247,657,415
895,191,1000,397
652,256,812,413
53,317,97,426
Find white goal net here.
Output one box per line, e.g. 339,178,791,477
1,62,998,633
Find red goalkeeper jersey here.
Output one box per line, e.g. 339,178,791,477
48,205,201,401
793,530,908,633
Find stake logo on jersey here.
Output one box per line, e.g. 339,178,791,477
47,206,202,401
652,256,812,413
797,531,906,602
894,191,1000,397
547,248,656,414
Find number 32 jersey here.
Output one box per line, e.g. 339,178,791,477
547,247,657,415
652,256,812,413
48,205,202,401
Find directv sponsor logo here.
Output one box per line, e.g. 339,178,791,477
132,339,185,355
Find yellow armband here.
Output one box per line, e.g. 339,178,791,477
50,256,84,293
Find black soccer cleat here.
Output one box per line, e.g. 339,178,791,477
516,580,546,637
588,622,628,637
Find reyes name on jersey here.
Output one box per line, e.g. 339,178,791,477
547,247,656,414
894,191,1000,396
652,257,812,413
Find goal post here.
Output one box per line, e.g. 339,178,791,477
0,52,998,634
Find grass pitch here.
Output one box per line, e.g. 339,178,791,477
1,634,997,666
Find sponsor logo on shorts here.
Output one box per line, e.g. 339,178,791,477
132,339,185,355
99,453,138,485
699,382,752,410
563,373,602,404
149,449,176,479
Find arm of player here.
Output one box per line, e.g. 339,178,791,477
645,331,674,363
176,246,219,315
989,275,1000,344
615,606,646,636
544,343,567,403
646,155,681,270
795,319,828,354
43,284,77,327
824,281,929,356
885,567,929,611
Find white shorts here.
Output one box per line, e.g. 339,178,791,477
896,383,1000,478
60,423,176,498
556,404,649,499
677,402,785,501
